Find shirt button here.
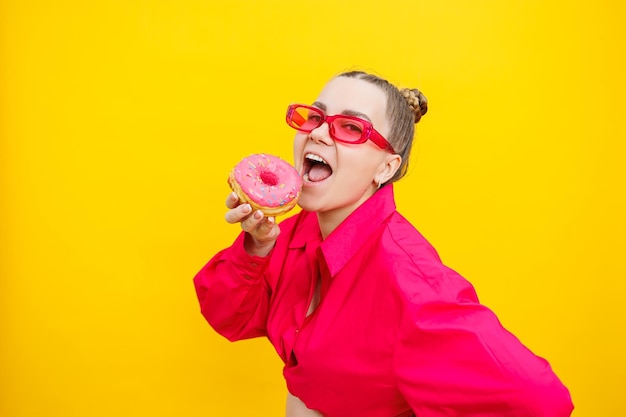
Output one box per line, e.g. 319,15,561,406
250,262,258,268
295,329,299,334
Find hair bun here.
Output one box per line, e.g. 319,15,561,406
400,88,428,123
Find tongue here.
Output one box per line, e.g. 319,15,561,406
308,164,332,182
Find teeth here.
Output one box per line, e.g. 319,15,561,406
305,153,327,164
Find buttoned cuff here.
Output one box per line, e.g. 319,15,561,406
227,232,271,280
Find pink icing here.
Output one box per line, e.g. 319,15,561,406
232,153,303,208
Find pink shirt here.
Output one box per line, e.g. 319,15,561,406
194,185,573,417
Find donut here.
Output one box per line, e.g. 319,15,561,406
228,153,303,217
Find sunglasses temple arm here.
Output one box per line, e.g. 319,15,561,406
370,130,395,153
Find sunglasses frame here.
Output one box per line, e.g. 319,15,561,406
286,104,395,153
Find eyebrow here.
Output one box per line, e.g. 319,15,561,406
312,101,373,122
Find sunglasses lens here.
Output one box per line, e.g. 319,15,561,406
287,106,369,145
289,106,322,131
331,117,366,143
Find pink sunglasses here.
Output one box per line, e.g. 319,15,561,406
286,104,395,153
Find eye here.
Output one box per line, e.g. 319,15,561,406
307,111,323,123
339,120,364,134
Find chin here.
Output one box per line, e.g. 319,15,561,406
296,194,320,213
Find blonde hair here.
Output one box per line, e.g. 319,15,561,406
337,71,428,184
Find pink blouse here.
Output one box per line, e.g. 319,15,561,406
194,185,573,416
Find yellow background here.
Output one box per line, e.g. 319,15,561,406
1,0,624,415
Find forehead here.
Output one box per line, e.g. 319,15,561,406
315,77,389,131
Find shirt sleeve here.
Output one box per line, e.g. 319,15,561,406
392,269,574,416
193,232,272,342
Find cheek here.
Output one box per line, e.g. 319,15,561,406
293,133,307,148
337,148,383,183
292,134,306,166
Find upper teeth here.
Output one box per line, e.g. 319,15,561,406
305,153,327,164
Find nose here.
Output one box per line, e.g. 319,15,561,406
309,122,334,146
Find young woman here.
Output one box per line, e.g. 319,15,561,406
194,71,574,416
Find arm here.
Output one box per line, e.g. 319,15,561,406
393,272,573,416
193,192,281,341
193,231,272,341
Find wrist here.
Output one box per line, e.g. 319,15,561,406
244,233,275,257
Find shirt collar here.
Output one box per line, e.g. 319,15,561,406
320,184,397,277
289,210,323,249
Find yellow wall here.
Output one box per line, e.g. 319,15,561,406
1,1,624,415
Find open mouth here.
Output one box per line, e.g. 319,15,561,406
302,153,333,183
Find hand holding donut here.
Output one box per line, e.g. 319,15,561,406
224,191,280,257
225,154,302,257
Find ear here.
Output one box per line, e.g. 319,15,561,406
374,153,402,186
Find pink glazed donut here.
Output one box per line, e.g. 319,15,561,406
228,153,303,217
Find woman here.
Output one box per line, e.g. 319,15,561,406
194,70,574,416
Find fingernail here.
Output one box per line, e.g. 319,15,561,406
230,192,238,200
267,217,275,223
242,204,251,213
254,210,263,220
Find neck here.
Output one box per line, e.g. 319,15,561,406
316,209,350,240
316,185,377,239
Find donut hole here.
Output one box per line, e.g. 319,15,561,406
260,170,280,186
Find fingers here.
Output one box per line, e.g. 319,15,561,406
223,192,279,241
251,215,276,236
240,209,263,232
224,202,253,224
246,215,280,245
224,192,251,224
243,215,279,257
225,192,240,209
241,211,277,236
223,200,268,232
